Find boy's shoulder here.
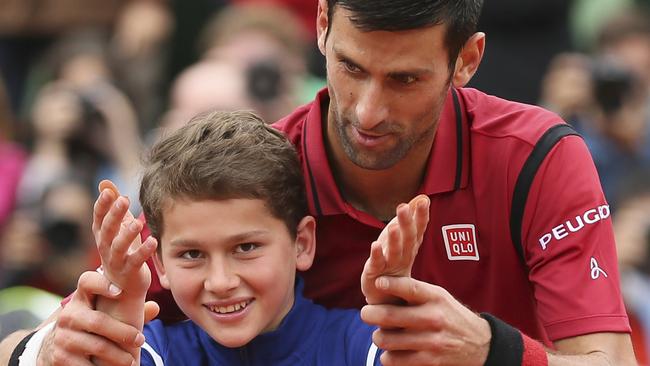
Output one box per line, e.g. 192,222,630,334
138,290,381,365
141,319,208,365
284,291,380,365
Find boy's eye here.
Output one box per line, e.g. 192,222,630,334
181,250,203,259
235,243,258,253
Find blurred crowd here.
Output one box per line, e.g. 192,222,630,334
0,0,648,363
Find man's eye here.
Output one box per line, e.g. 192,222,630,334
342,61,361,73
393,74,417,85
181,250,203,259
235,243,258,253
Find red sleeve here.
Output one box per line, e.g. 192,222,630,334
522,136,630,340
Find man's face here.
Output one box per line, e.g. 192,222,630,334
321,8,453,170
155,198,300,348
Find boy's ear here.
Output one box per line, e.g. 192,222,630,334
295,216,316,271
153,250,171,290
452,32,486,87
316,0,329,56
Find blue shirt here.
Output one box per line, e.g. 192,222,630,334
141,279,381,365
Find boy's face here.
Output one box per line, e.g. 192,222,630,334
154,198,315,348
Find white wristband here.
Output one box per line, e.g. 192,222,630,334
18,321,55,365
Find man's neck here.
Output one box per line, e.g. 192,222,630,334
323,113,433,222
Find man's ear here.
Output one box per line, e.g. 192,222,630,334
452,32,486,87
295,216,316,271
316,0,329,56
153,251,171,290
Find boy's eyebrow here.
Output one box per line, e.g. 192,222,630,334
168,230,270,248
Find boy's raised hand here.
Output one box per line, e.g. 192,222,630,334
93,180,157,295
361,194,430,305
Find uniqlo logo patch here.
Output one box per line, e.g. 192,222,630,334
442,224,479,261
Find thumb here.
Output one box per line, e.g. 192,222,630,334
144,301,160,323
375,276,435,305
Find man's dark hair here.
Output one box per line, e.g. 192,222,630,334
326,0,484,68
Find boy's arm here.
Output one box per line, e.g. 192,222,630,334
93,181,158,364
361,195,430,305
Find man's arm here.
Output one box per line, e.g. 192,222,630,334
361,276,637,366
0,271,147,366
0,329,33,364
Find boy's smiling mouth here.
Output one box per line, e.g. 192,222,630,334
205,300,253,314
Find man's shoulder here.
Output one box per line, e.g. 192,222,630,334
272,99,317,140
460,88,566,147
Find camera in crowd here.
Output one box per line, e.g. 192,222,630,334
590,58,638,116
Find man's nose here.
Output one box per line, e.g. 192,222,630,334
355,80,389,130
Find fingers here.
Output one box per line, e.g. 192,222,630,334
99,179,121,196
366,241,386,274
93,188,116,239
75,271,122,305
395,203,416,256
144,301,161,323
110,216,143,262
58,306,145,349
361,301,446,330
97,196,131,257
126,236,158,270
413,195,430,242
48,328,135,366
384,220,403,266
369,276,442,306
372,328,446,352
93,180,121,236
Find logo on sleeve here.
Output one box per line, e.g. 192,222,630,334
590,257,608,280
538,205,610,250
442,224,479,261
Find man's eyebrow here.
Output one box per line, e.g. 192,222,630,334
333,46,366,69
333,45,431,77
387,69,430,79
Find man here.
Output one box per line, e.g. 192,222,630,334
2,1,637,365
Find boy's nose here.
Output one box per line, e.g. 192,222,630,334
204,260,240,294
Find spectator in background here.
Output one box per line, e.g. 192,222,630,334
0,0,127,114
198,3,315,123
1,178,97,297
17,29,143,211
110,0,174,132
156,59,253,135
0,76,26,232
614,170,650,365
539,6,650,209
0,176,93,343
468,0,575,104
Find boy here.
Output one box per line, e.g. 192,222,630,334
93,110,429,365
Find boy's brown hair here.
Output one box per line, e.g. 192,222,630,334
140,110,307,243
